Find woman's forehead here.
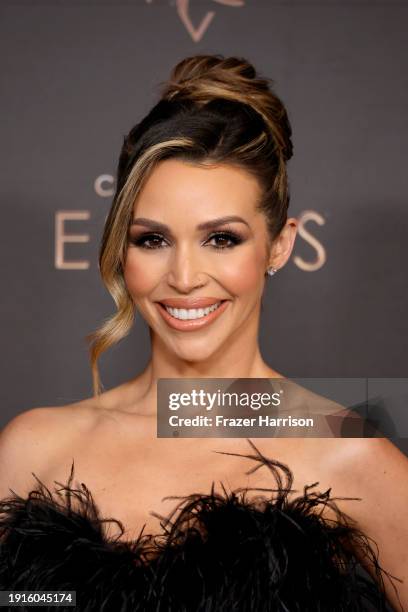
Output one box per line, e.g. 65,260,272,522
133,158,263,217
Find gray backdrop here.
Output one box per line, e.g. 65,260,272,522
1,1,407,453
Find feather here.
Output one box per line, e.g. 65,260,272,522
0,440,396,611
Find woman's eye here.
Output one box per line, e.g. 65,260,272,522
207,232,242,250
130,233,167,249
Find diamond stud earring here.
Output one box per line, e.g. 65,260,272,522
267,267,277,276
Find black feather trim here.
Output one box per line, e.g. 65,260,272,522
0,439,400,611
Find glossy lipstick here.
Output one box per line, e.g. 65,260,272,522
156,299,229,331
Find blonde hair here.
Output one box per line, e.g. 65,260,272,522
86,54,293,397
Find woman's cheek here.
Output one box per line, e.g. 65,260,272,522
222,250,264,295
123,253,161,297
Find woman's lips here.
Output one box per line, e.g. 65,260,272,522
156,300,230,331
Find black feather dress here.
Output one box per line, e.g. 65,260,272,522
0,440,398,611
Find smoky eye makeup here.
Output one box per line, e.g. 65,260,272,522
127,225,247,251
128,232,166,250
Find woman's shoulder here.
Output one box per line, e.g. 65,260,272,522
300,435,407,495
0,376,152,500
320,435,407,481
0,400,100,445
0,401,101,500
0,383,128,446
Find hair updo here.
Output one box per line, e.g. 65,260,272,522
87,54,294,396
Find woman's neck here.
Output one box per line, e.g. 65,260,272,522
120,346,283,417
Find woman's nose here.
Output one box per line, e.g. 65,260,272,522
166,244,206,292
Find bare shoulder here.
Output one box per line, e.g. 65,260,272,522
330,436,408,522
0,401,100,500
326,436,408,482
306,436,408,496
324,437,408,611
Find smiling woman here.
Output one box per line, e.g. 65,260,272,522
89,54,297,391
123,160,287,342
1,54,407,612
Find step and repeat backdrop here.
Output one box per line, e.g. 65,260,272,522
1,1,407,451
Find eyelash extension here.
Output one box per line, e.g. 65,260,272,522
128,231,244,251
208,231,244,250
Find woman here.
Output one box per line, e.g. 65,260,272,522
0,54,407,611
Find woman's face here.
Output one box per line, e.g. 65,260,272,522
124,159,290,363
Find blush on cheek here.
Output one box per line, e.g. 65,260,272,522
221,256,263,297
123,257,161,297
237,266,261,295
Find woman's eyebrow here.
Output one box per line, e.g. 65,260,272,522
130,215,250,232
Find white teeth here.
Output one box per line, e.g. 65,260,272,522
164,302,222,320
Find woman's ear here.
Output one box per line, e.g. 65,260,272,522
268,217,298,270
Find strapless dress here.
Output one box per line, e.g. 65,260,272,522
0,440,395,611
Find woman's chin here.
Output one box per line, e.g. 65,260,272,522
166,339,225,365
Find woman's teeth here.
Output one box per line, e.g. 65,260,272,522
164,302,221,320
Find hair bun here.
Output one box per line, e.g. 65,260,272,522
160,54,293,162
161,54,256,97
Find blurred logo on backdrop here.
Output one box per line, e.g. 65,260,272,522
167,0,245,43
